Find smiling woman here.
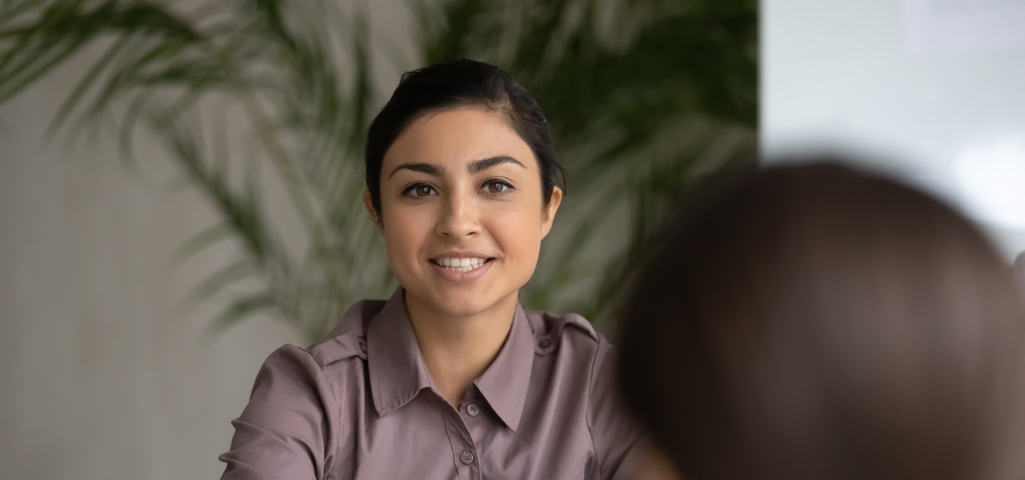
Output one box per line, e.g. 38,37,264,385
219,60,644,480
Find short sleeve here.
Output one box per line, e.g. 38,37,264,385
588,338,646,480
219,345,337,480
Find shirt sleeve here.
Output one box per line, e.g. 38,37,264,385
219,345,337,480
588,337,646,480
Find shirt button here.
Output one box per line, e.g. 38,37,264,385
538,338,552,348
466,402,480,416
460,450,475,465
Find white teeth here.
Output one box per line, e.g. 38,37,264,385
435,257,489,272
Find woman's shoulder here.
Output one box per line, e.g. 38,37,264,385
245,300,376,402
521,307,615,360
229,300,370,395
302,299,383,369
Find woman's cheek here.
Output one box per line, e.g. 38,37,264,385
491,208,543,273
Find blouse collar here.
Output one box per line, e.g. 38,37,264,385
366,287,535,431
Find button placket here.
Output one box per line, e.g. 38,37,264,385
455,388,486,478
441,404,477,478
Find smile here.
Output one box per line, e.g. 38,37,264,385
430,257,494,273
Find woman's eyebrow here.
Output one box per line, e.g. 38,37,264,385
469,156,525,173
389,162,444,178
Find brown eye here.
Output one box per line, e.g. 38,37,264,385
404,184,437,197
484,180,512,194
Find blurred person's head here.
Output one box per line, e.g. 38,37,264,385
361,59,564,318
619,161,1025,480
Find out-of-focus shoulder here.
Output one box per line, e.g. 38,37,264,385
306,299,385,368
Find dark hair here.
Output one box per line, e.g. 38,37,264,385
364,59,564,215
618,160,1025,480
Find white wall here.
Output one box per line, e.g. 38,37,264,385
0,2,416,479
762,0,1025,260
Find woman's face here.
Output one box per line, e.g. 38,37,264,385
367,107,562,317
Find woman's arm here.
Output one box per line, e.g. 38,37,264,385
219,345,336,480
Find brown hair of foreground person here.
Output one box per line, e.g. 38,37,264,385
618,162,1025,480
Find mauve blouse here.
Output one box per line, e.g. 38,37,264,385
219,287,643,479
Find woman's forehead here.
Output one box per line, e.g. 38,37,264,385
383,107,536,172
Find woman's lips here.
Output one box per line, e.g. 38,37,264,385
430,258,494,283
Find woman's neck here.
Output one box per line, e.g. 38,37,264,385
405,291,518,407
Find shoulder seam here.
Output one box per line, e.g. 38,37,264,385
323,349,341,475
563,313,599,339
585,336,602,469
562,320,600,344
298,343,344,475
307,333,367,368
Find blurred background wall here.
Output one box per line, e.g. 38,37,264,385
0,51,297,479
762,0,1025,260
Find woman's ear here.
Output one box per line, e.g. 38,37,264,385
362,189,383,230
541,186,563,239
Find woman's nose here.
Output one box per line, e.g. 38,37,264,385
436,190,480,238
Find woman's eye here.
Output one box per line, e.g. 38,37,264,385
483,180,513,194
404,184,437,197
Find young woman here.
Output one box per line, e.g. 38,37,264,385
219,59,643,479
619,162,1025,480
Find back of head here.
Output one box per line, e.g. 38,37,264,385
618,161,1025,480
